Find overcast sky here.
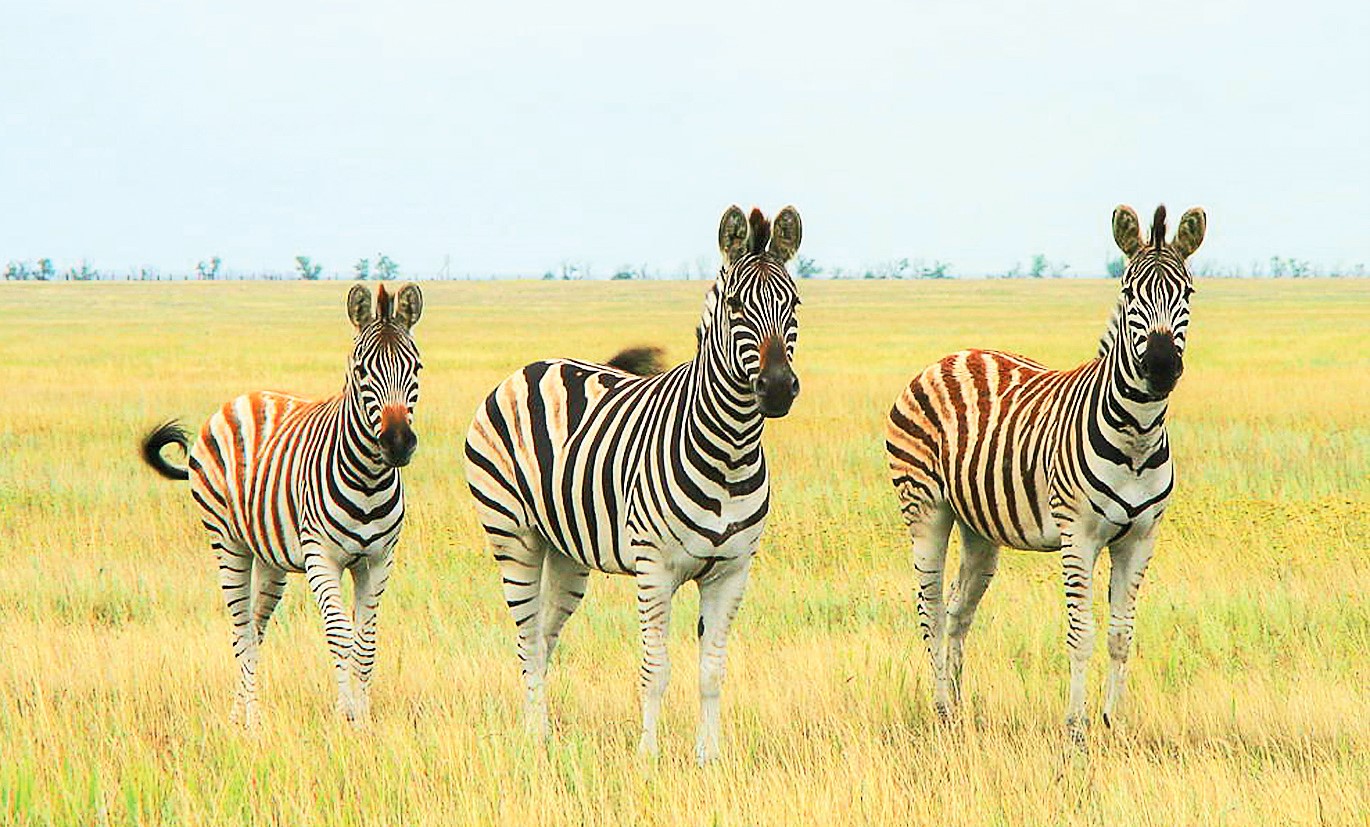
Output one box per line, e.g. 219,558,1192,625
2,0,1366,278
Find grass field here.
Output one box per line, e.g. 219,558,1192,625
1,278,1366,825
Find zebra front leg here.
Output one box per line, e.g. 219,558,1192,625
909,504,955,719
1102,528,1157,729
1060,526,1104,747
694,555,753,765
349,550,394,725
303,547,359,723
492,533,549,737
216,544,261,728
945,525,999,712
634,548,678,758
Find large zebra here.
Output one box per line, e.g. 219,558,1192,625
464,205,803,764
140,283,423,726
885,204,1205,743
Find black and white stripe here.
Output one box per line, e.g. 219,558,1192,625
140,283,423,726
464,206,803,763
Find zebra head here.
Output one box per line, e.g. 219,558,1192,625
346,283,424,467
1111,204,1206,398
712,205,803,418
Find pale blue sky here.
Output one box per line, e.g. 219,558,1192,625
2,0,1366,277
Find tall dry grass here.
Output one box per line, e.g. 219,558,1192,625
0,279,1365,825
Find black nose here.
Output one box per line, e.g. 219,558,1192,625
754,364,800,418
380,425,418,467
1141,331,1183,395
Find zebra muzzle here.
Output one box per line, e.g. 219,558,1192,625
379,408,418,467
754,363,800,418
1141,331,1183,395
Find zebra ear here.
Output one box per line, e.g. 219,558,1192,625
1112,205,1144,258
392,283,423,329
768,206,802,262
718,205,751,270
347,284,373,330
1170,207,1207,259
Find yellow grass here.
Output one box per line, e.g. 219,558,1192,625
1,279,1366,825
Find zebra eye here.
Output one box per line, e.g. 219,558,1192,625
725,296,743,315
353,364,368,381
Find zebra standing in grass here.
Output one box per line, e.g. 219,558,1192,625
885,205,1205,743
464,206,803,764
141,283,423,726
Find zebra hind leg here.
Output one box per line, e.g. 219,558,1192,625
252,561,289,645
539,551,589,667
908,503,956,721
491,530,551,738
945,523,1000,716
215,542,261,729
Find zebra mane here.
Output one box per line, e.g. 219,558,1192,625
1097,291,1127,358
1150,205,1167,249
748,208,771,255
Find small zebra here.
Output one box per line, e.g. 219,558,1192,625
885,205,1205,743
464,206,803,764
141,283,423,726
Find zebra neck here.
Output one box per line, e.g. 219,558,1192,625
336,390,397,490
684,332,767,490
1096,343,1170,463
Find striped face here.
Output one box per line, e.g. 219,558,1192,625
346,284,424,467
715,205,805,418
1112,205,1206,398
720,255,801,417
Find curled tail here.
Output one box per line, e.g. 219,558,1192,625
605,345,666,376
141,420,191,481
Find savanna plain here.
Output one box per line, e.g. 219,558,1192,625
0,279,1366,826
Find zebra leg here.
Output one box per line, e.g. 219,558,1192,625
303,547,359,723
945,524,999,713
694,554,753,765
539,550,589,666
492,532,550,737
349,550,394,725
215,543,261,728
1102,529,1157,729
634,550,678,758
1060,530,1104,746
251,561,288,644
909,503,955,719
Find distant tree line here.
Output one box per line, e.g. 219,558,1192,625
3,253,1366,281
2,253,406,281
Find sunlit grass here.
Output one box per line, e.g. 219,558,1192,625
0,279,1366,825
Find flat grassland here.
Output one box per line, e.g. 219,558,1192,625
0,279,1365,825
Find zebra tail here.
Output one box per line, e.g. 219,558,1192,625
140,420,192,481
605,343,668,375
605,346,666,376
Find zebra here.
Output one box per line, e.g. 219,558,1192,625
140,283,423,727
463,205,803,764
884,204,1205,743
